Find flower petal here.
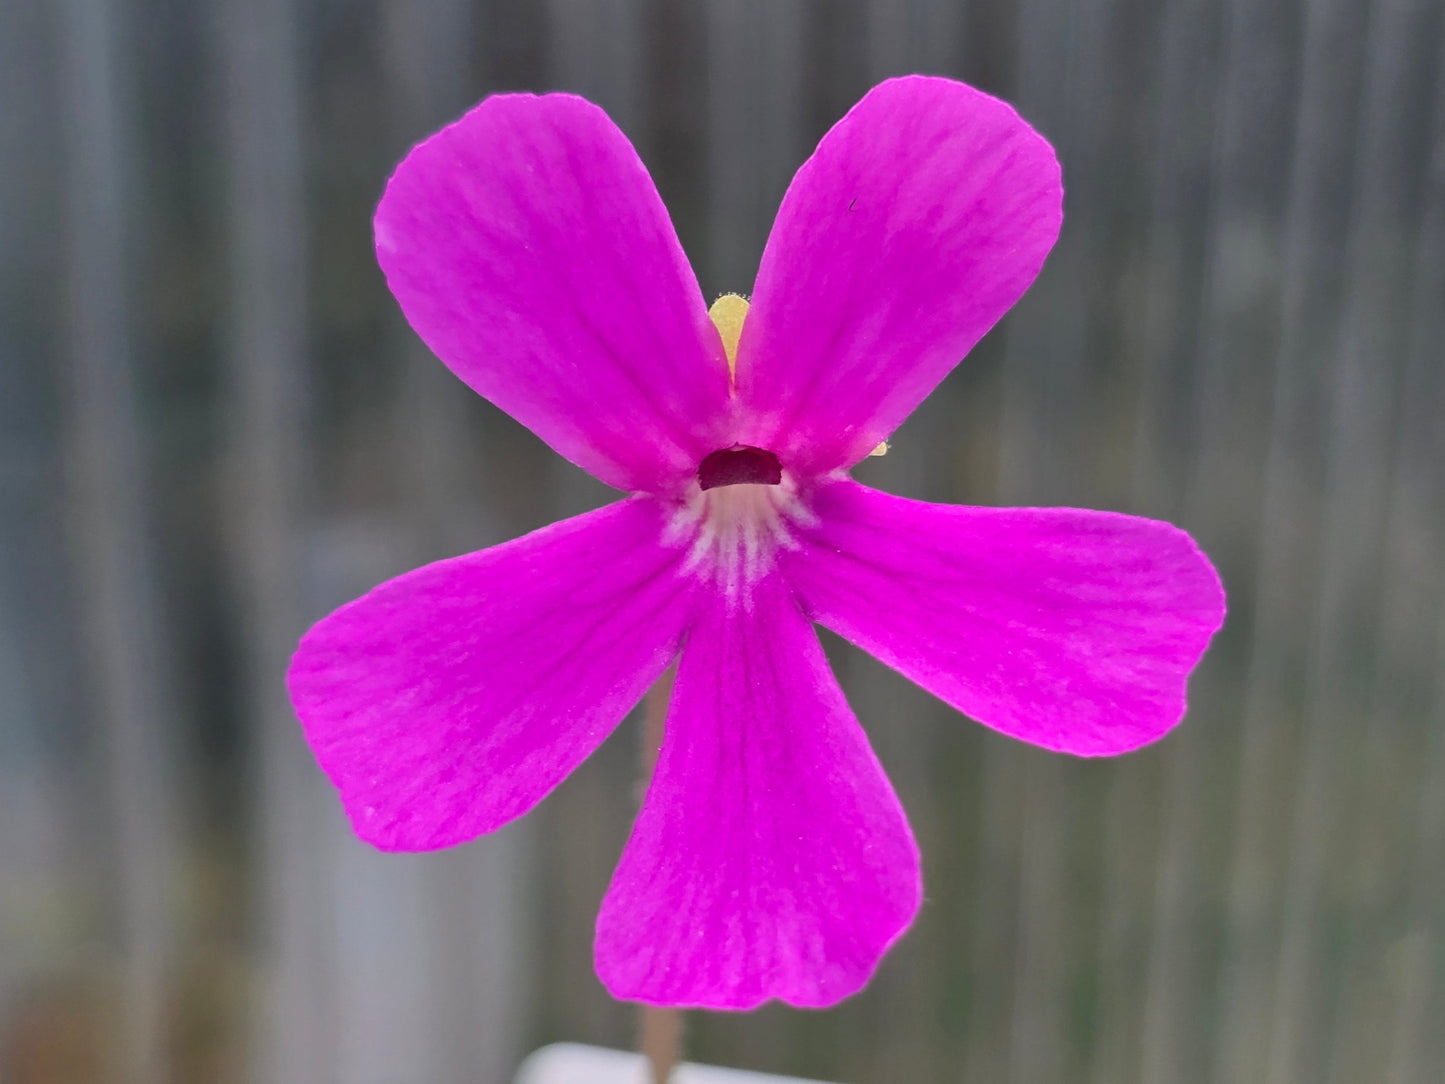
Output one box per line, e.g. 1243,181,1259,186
287,498,694,850
736,75,1062,474
595,574,921,1009
782,480,1225,755
376,93,732,495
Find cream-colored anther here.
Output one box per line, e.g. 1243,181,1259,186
708,293,749,383
708,293,888,456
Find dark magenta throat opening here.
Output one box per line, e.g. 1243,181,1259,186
697,446,783,490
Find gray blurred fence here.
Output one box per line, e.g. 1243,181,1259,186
1,0,1443,1082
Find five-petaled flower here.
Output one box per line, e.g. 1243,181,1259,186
288,75,1225,1011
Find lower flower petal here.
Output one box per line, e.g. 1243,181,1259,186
594,574,921,1010
287,497,694,850
782,480,1225,755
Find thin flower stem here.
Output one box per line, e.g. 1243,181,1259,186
638,666,682,1084
640,1002,684,1084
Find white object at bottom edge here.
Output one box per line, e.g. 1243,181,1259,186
514,1042,845,1084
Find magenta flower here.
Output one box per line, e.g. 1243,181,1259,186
288,76,1224,1010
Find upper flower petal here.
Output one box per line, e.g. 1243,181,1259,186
375,93,732,495
594,573,921,1010
287,497,695,850
781,480,1225,755
735,75,1062,474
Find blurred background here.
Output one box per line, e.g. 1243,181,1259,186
2,0,1444,1081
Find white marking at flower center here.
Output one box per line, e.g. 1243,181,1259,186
664,476,817,604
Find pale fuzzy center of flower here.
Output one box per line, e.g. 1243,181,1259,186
665,475,817,602
664,294,828,602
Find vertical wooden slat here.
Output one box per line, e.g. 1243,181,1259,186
1135,0,1299,1075
1263,0,1413,1075
995,0,1097,509
865,0,960,77
1317,4,1444,1079
1088,761,1158,1084
1211,0,1370,1076
642,0,710,270
1390,603,1445,1084
213,1,328,1080
360,7,533,1081
703,0,806,299
325,10,466,1084
1007,751,1076,1083
0,0,72,1036
1125,0,1213,529
56,0,177,1079
1384,28,1445,1081
962,739,1027,1084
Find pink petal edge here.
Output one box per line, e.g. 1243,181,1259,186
595,573,922,1010
287,497,695,850
375,92,732,496
736,75,1063,475
782,479,1226,755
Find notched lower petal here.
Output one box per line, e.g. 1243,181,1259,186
595,573,921,1010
